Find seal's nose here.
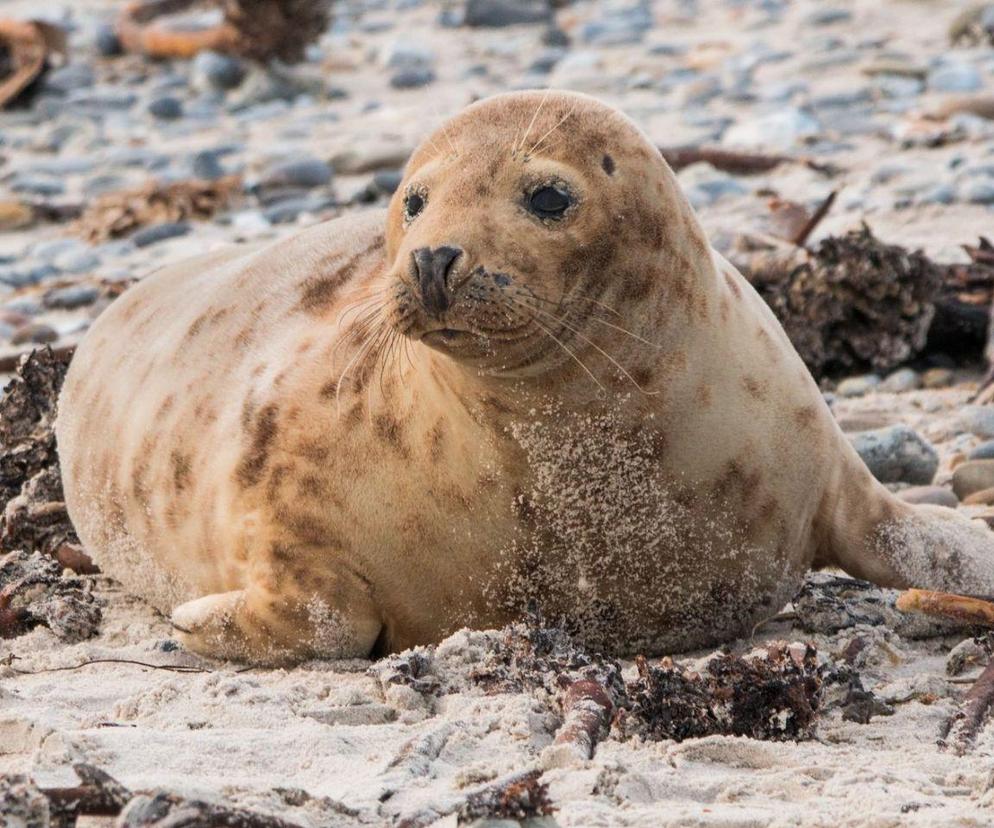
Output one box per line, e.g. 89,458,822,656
412,246,462,317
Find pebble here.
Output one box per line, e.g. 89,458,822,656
463,0,552,27
803,8,851,25
581,7,653,46
390,69,437,89
259,158,333,190
879,368,920,393
969,440,994,460
131,222,191,247
191,51,246,92
723,108,821,151
898,485,959,508
848,425,939,485
43,285,100,310
383,42,436,71
920,368,954,389
192,150,226,181
372,170,403,195
148,96,184,120
52,248,100,274
11,322,58,346
962,487,994,506
961,179,994,205
42,64,96,95
927,62,982,93
331,146,412,175
958,406,994,438
95,24,123,57
952,459,994,499
262,195,335,224
10,176,64,197
836,374,881,398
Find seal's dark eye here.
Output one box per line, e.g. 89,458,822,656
528,186,571,219
404,192,425,219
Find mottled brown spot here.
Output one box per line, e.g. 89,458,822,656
428,418,446,462
236,403,279,487
695,383,713,409
724,270,742,299
373,413,408,458
171,450,192,492
794,405,818,428
742,376,767,400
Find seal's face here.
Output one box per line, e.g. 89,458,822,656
380,91,689,379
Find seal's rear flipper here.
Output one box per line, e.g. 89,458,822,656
826,488,994,596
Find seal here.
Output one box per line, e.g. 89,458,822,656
56,90,994,663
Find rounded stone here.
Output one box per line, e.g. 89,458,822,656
192,51,246,92
131,222,191,247
148,96,184,120
879,368,920,394
11,322,58,345
390,69,436,89
921,368,954,389
95,24,123,57
952,459,994,500
836,374,881,398
958,406,994,439
260,158,333,190
962,487,994,506
969,440,994,461
44,285,101,310
848,425,939,485
897,485,959,508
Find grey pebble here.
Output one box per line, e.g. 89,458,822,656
958,406,994,438
191,51,246,92
969,440,994,461
390,69,437,89
373,170,403,195
879,368,920,393
836,374,881,398
10,175,64,197
961,179,994,205
263,195,335,224
464,0,552,28
148,96,184,120
131,222,191,247
42,64,96,95
927,62,982,93
849,425,939,485
44,285,100,310
52,248,100,274
192,150,226,180
803,8,851,25
259,158,333,189
95,24,123,57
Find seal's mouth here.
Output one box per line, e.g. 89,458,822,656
418,327,479,349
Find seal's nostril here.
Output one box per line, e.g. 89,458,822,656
412,245,463,316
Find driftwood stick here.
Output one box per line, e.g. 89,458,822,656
658,146,838,176
790,190,837,248
895,589,994,627
552,678,614,759
941,657,994,754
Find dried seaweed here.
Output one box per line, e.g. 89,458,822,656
118,0,331,63
0,764,303,828
617,643,823,743
74,176,241,243
745,224,943,377
949,4,994,46
0,550,101,641
459,770,555,822
0,348,81,564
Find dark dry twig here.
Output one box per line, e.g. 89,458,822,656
789,190,837,248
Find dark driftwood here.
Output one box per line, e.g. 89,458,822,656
553,677,614,759
941,658,994,754
659,146,838,176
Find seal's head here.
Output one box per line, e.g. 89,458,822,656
383,90,713,381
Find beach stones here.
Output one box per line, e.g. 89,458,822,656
953,460,994,500
848,425,938,485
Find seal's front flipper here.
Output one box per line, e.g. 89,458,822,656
171,566,383,664
825,483,994,596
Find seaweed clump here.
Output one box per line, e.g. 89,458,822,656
753,225,942,378
617,643,823,742
0,348,81,562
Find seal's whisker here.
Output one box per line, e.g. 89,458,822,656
524,99,578,159
524,313,607,395
335,318,387,416
507,297,657,395
514,87,552,157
